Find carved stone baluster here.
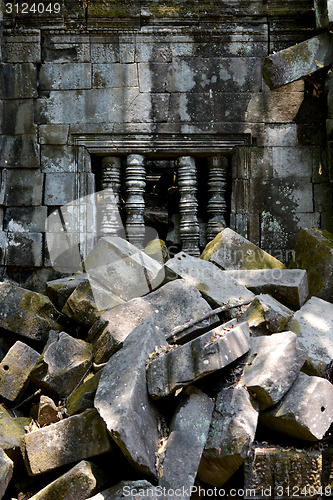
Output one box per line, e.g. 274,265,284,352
125,154,146,248
177,156,200,256
100,156,122,236
206,155,228,242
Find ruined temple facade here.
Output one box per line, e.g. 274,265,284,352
0,0,332,290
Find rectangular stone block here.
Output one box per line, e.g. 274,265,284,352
240,294,293,334
46,273,88,311
39,63,92,90
5,206,48,233
39,124,69,145
90,36,120,63
0,135,39,169
0,405,31,454
42,33,90,63
6,232,43,267
314,0,333,29
0,100,36,135
44,172,75,205
263,124,299,147
0,449,13,500
92,63,138,88
1,169,43,206
272,147,313,178
0,63,37,99
249,178,314,213
41,145,76,172
2,32,41,63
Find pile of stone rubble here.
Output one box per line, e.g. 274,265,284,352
0,227,332,499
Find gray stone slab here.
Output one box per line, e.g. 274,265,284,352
39,63,92,90
262,33,333,89
0,449,13,500
240,331,308,410
23,409,112,475
94,319,167,478
198,387,258,487
0,99,36,135
44,172,76,206
46,273,89,311
0,63,37,99
1,169,43,206
90,279,216,364
260,372,333,441
224,269,309,310
147,321,250,399
41,145,76,173
67,370,102,416
92,63,138,88
0,405,31,454
42,33,90,63
0,136,40,169
287,296,333,376
201,228,286,270
2,32,41,63
89,480,158,500
239,294,293,335
6,232,43,267
39,124,70,145
159,386,214,496
5,206,48,233
165,252,254,307
314,0,333,29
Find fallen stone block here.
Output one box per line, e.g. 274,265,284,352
28,460,108,500
287,296,333,376
22,408,112,475
289,228,333,302
89,480,158,500
225,269,309,310
240,331,307,410
159,386,214,494
165,252,254,307
201,228,285,270
90,279,216,364
67,370,102,416
45,273,88,311
0,448,13,500
0,341,40,402
37,395,60,427
0,282,64,342
95,319,168,478
259,372,333,441
244,444,323,499
30,331,92,398
262,32,333,90
314,0,333,29
198,387,258,487
0,406,31,458
239,294,293,335
147,321,250,399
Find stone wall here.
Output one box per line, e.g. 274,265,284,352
0,0,332,290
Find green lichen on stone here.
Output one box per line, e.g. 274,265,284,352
200,232,224,261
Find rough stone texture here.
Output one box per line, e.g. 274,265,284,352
0,282,64,342
287,296,333,376
262,33,333,89
165,252,254,306
147,321,250,399
0,405,30,457
289,228,333,302
201,228,286,270
5,232,43,267
0,448,13,500
46,273,89,311
240,331,308,410
260,372,333,441
37,395,59,427
314,0,333,29
198,387,258,487
224,269,309,310
159,386,214,496
90,279,216,363
89,480,158,500
5,206,48,233
23,409,112,475
67,371,102,416
94,319,167,478
239,294,293,334
1,169,43,206
0,341,40,402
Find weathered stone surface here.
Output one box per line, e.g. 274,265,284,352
260,372,333,441
41,145,76,173
5,206,48,233
5,232,43,267
37,395,59,427
0,135,40,169
244,445,323,499
90,279,216,363
225,269,309,310
262,33,333,90
0,99,36,135
67,371,102,416
0,448,13,500
165,252,254,306
89,480,158,500
23,409,112,475
240,294,293,334
314,0,333,29
95,319,167,478
39,63,92,90
147,321,250,399
159,386,214,495
201,228,286,270
287,296,333,376
0,282,63,342
0,341,40,402
289,228,333,302
28,460,107,500
2,32,41,63
92,63,138,88
46,273,89,311
0,405,30,456
31,331,92,398
240,331,307,410
1,169,43,206
39,124,70,145
198,387,258,487
0,63,37,99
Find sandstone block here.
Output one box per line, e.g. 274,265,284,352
0,406,31,457
0,449,13,500
201,228,285,270
0,63,37,99
41,145,76,173
89,480,158,499
260,372,333,441
46,273,89,311
198,387,258,487
39,124,70,145
147,321,250,399
5,232,43,267
5,206,48,233
240,294,293,334
0,135,39,169
2,32,41,63
314,0,333,29
39,63,92,90
0,99,36,135
92,63,138,88
1,169,43,206
67,371,102,416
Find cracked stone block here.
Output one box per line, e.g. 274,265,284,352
0,405,31,458
46,273,89,311
263,32,333,89
89,480,158,500
198,387,258,487
67,370,102,416
159,386,214,496
147,321,250,399
94,319,167,478
0,282,64,342
314,0,333,29
240,331,307,410
201,228,285,270
244,445,323,499
289,228,333,302
0,449,13,500
28,460,108,500
165,252,254,307
30,331,92,398
287,296,333,376
225,269,309,310
0,341,40,402
23,409,112,475
37,396,59,427
260,372,333,441
90,279,216,364
239,294,293,335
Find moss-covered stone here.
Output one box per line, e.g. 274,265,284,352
0,405,31,456
240,294,293,335
45,273,88,311
67,370,102,416
0,448,13,499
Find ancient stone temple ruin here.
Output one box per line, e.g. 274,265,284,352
0,0,332,290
